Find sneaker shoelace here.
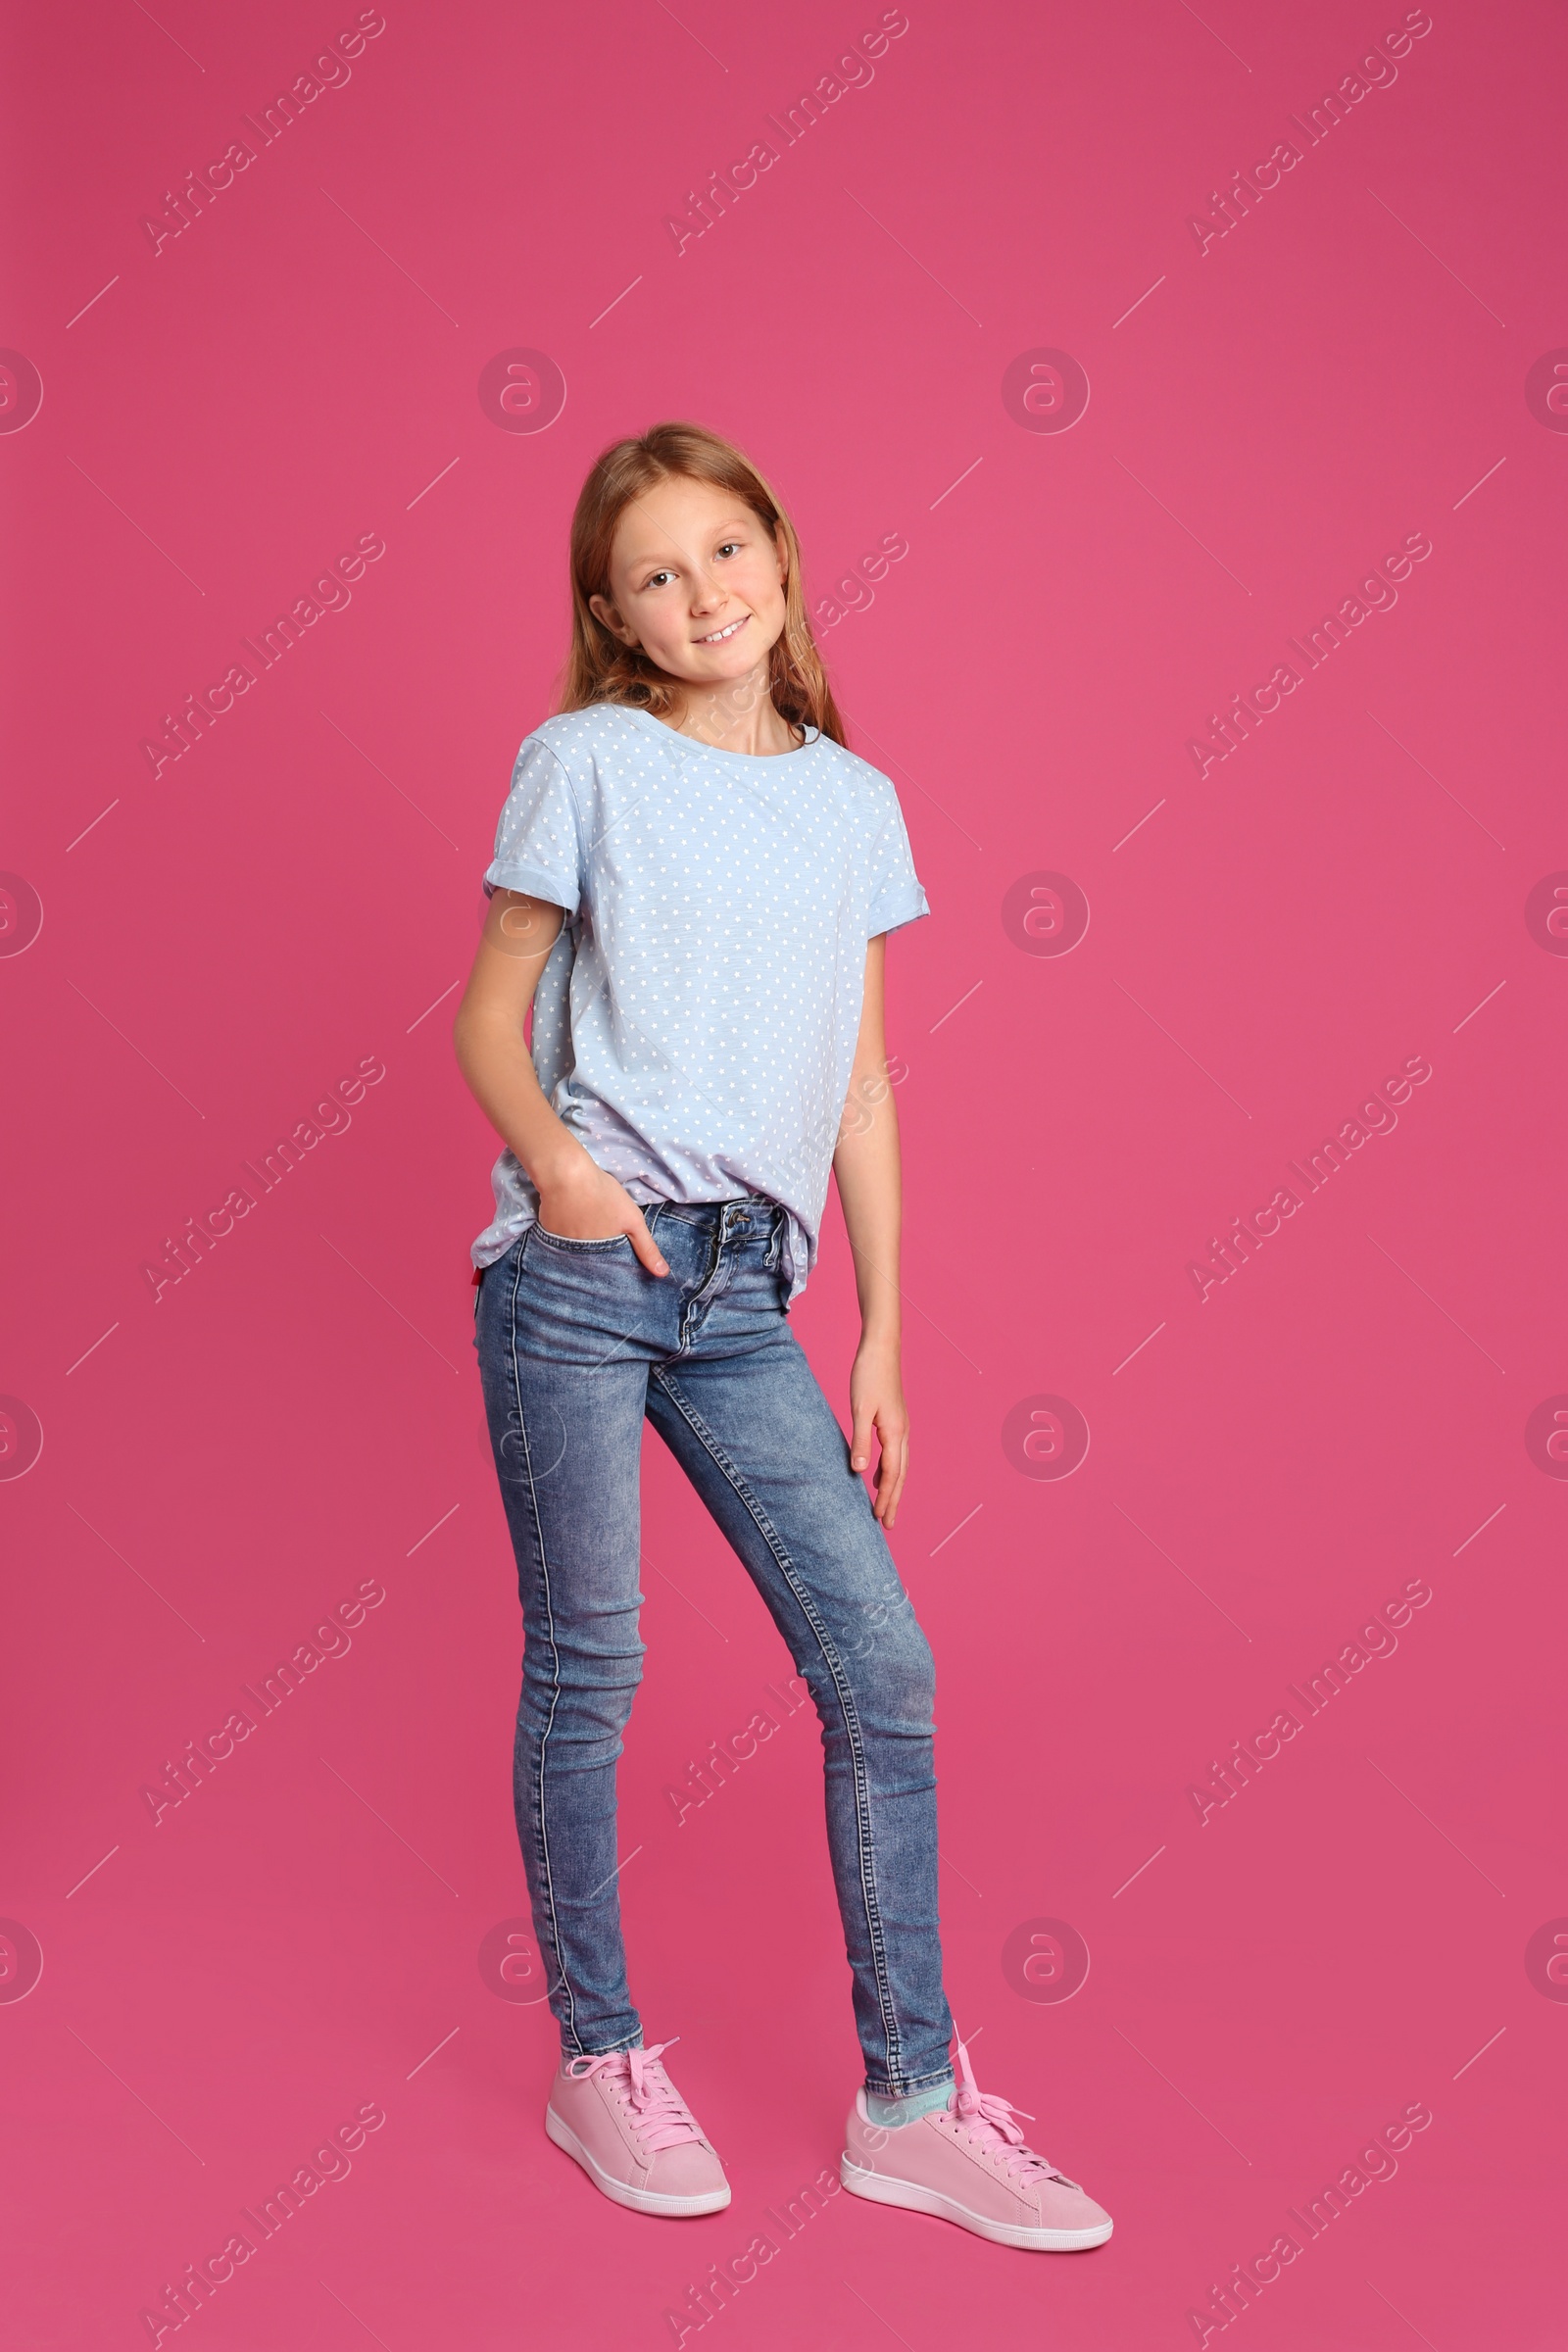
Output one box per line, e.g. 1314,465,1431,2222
571,2038,704,2152
948,2038,1078,2186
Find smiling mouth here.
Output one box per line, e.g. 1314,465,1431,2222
694,614,750,645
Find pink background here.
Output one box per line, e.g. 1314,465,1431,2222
4,2,1566,2345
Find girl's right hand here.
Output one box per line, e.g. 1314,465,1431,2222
535,1160,669,1277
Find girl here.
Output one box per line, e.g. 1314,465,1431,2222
454,423,1111,2252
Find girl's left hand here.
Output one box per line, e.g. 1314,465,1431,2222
849,1341,909,1528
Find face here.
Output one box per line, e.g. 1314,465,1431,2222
590,473,789,690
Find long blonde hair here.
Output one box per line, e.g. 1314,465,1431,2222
557,420,848,747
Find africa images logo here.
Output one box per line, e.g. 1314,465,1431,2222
1003,1395,1091,1479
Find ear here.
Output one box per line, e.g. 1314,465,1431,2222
588,592,637,648
773,524,790,587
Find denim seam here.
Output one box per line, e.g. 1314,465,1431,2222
865,2062,955,2097
564,2028,643,2063
650,1366,906,2086
505,1225,579,2050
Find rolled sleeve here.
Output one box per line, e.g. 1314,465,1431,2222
482,735,584,913
865,804,929,937
866,877,931,936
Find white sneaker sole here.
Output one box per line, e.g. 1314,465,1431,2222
841,2153,1112,2250
545,2105,731,2217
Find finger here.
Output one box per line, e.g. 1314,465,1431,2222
870,1428,888,1508
875,1424,909,1525
626,1214,669,1278
850,1402,876,1474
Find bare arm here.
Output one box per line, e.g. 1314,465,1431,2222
831,935,908,1527
451,890,668,1275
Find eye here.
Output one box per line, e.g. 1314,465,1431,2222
642,569,674,589
715,542,741,559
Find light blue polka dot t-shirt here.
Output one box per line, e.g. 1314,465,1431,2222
469,702,929,1301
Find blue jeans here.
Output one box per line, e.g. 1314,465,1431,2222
472,1195,956,2095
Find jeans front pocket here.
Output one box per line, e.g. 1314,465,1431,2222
515,1220,667,1365
531,1224,634,1254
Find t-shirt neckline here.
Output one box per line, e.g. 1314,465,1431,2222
610,702,821,764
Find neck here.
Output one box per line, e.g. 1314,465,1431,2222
663,662,800,756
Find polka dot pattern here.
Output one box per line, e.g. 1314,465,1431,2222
470,703,928,1300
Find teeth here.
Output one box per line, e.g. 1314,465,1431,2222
700,617,744,643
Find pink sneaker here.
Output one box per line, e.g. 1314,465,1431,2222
544,2039,731,2217
841,2040,1113,2251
